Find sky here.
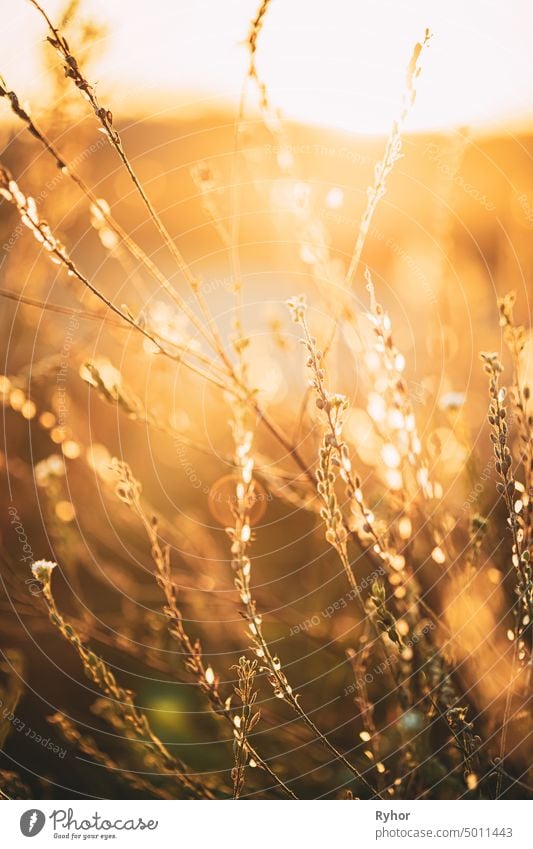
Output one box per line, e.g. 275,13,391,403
1,0,533,134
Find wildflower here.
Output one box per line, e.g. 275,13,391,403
31,559,57,585
286,294,307,323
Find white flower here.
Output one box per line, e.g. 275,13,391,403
31,559,57,583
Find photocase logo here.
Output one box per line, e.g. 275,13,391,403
20,809,46,837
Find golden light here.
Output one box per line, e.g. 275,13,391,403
62,439,81,459
2,0,533,133
20,399,37,420
55,500,76,522
9,388,25,411
39,411,56,429
1,0,532,806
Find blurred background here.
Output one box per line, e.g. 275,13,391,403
0,0,532,799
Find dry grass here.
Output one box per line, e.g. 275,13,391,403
0,0,531,801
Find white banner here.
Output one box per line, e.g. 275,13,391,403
0,800,530,848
